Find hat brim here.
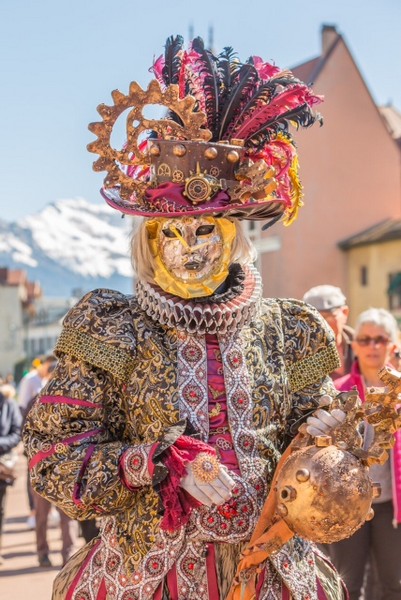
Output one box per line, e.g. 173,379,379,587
101,187,286,221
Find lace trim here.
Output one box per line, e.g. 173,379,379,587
136,264,262,334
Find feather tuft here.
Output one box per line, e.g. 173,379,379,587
162,35,184,86
232,85,322,142
149,54,166,89
189,37,220,137
219,63,259,139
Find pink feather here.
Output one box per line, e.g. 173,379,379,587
178,49,199,99
150,55,166,89
251,56,281,81
183,49,207,111
231,85,321,140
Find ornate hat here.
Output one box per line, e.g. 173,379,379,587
88,36,322,225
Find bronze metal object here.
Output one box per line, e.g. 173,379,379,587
150,140,244,190
184,174,214,203
204,147,218,160
227,150,240,164
149,143,161,157
275,445,373,543
87,80,211,201
295,468,310,482
273,366,401,545
173,144,187,157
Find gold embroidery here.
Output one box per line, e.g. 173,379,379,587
209,402,222,418
287,343,340,393
55,327,135,383
209,386,224,401
55,443,67,454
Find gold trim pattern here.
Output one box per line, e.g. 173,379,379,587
191,452,220,484
287,343,340,393
55,327,135,383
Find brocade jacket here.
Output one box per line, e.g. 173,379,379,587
23,265,341,600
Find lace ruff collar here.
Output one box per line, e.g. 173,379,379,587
136,264,262,335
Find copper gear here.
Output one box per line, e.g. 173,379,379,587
87,79,212,201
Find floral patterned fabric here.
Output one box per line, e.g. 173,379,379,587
23,273,342,599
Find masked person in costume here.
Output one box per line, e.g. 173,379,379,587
23,36,347,599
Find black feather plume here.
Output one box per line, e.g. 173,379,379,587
162,35,184,86
191,37,220,137
247,104,319,148
218,63,258,139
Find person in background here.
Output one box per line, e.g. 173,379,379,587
303,285,354,379
18,355,57,415
329,308,401,600
0,384,22,564
33,491,77,568
18,354,57,530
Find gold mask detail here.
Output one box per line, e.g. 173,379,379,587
146,217,236,299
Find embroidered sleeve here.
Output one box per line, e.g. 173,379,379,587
55,288,137,383
280,300,339,442
23,352,156,520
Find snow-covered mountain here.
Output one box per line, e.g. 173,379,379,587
0,198,135,297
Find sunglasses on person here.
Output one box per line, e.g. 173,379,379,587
355,336,390,347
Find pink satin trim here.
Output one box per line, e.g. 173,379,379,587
154,583,163,600
145,181,231,210
281,586,290,600
96,579,107,599
40,395,102,409
317,577,329,599
29,428,103,469
205,543,220,599
255,567,265,596
65,539,102,600
147,443,157,478
166,565,179,599
206,334,240,475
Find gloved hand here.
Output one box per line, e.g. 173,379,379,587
306,406,346,437
180,456,236,507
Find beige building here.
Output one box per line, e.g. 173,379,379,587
339,219,401,320
24,296,73,359
0,269,41,376
0,268,72,377
259,25,401,322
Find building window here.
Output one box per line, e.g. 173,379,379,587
360,266,368,286
388,272,401,310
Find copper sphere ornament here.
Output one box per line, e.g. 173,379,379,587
173,144,187,157
204,147,218,160
149,143,161,157
226,150,240,164
275,444,374,543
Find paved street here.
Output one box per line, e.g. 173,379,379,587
1,448,83,599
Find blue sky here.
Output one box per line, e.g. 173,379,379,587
1,0,400,221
